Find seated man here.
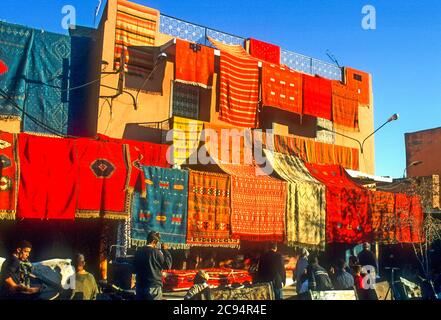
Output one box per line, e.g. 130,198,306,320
0,240,41,300
332,259,355,290
184,270,210,300
72,254,99,300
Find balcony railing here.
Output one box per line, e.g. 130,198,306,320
159,13,342,81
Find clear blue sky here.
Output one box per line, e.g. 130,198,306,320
1,0,440,178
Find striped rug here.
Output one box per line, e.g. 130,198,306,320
114,0,159,77
208,37,259,128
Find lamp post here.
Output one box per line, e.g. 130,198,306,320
321,113,399,154
403,160,423,178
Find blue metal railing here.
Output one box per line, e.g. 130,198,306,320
159,13,342,81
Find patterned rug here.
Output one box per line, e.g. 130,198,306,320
302,74,332,121
175,38,214,88
163,268,253,292
331,80,359,132
0,131,17,220
217,162,287,242
0,21,71,134
264,150,326,249
394,194,424,243
17,134,77,220
172,116,204,166
172,82,200,120
210,282,274,300
114,0,159,77
345,67,371,108
131,166,188,248
248,38,281,64
261,62,303,115
306,163,371,244
208,37,260,128
75,138,138,220
187,170,240,248
368,191,396,243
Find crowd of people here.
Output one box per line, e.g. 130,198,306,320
2,235,440,300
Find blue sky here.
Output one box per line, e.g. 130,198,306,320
1,0,440,178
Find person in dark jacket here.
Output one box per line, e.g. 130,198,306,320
257,242,286,300
133,231,172,300
332,259,355,290
357,243,377,272
307,255,333,291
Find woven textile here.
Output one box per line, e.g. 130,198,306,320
331,80,359,131
76,138,138,220
264,150,326,249
131,166,188,248
217,162,287,242
163,268,253,291
114,0,159,77
204,123,253,165
172,82,200,119
345,67,371,107
273,134,360,170
302,74,332,120
316,118,336,144
248,38,281,64
0,22,71,134
17,134,78,220
369,191,396,243
394,194,424,243
175,39,214,88
208,37,259,128
97,134,170,168
0,131,18,219
187,170,239,248
172,116,203,166
262,63,302,115
210,282,274,300
306,164,371,244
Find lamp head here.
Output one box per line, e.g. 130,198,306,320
387,113,399,122
157,52,168,61
410,160,423,167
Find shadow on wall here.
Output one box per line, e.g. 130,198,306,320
259,107,318,138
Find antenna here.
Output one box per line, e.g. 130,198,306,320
326,50,341,68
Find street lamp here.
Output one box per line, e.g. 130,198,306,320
321,113,399,153
403,160,423,178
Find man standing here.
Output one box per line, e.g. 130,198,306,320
72,254,99,300
257,242,286,300
133,231,172,300
0,240,40,300
357,242,377,272
294,248,309,294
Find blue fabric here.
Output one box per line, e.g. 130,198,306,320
131,166,189,247
0,21,71,134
